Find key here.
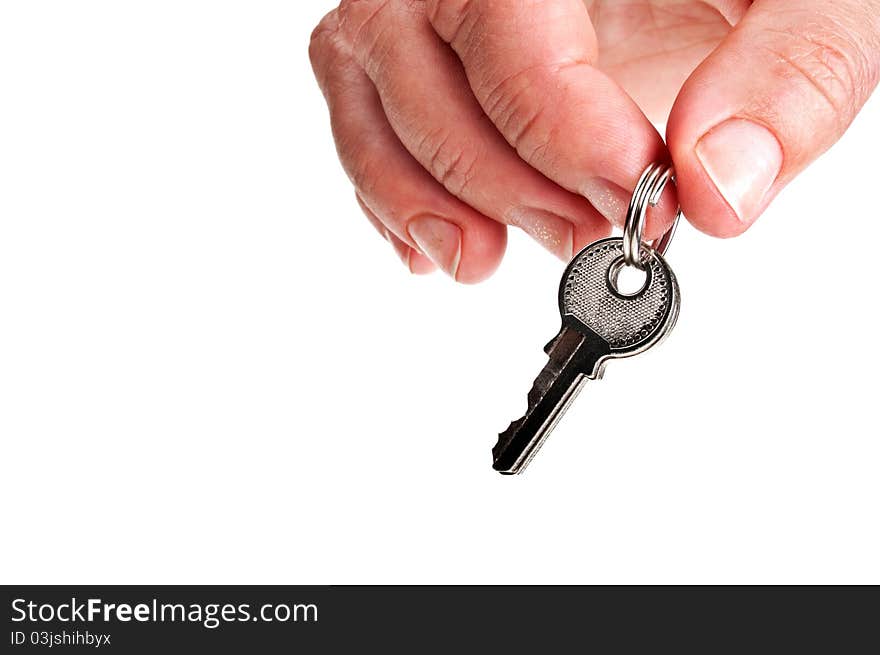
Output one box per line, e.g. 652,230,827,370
493,237,680,474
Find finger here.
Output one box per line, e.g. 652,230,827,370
667,0,880,236
310,9,506,283
425,0,678,238
338,0,612,256
355,193,437,275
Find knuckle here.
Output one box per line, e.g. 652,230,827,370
764,16,878,126
481,62,576,165
418,129,481,197
309,9,346,78
488,72,542,143
336,0,394,67
426,0,479,43
309,9,340,56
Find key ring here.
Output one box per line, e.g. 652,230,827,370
622,162,682,269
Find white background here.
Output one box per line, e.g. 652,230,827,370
1,1,878,584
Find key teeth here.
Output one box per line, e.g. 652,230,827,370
492,371,547,466
493,325,606,474
493,339,564,469
493,418,524,461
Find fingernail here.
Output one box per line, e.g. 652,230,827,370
696,118,782,224
407,249,437,275
580,178,629,227
407,215,462,279
506,207,573,259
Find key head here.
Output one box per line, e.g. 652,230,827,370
559,237,679,358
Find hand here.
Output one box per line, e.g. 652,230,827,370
309,0,880,282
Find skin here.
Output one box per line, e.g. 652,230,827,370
310,0,880,282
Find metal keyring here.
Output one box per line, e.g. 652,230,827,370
622,162,682,269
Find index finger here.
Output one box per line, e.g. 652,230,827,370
426,0,677,236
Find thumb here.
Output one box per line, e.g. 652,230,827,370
667,0,880,237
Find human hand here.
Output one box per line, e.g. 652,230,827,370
310,0,880,282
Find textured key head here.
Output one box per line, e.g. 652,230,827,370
560,237,679,356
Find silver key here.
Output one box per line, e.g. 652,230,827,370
492,237,680,474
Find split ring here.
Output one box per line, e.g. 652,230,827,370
622,163,682,269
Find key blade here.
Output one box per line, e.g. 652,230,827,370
493,324,611,475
